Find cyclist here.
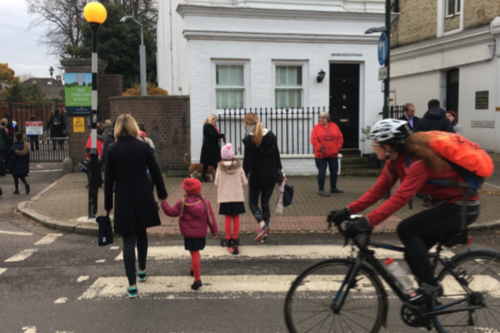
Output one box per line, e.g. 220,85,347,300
328,119,480,305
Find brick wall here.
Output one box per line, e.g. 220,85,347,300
67,115,91,168
445,15,460,32
390,0,437,48
98,75,123,121
109,96,191,172
464,0,500,29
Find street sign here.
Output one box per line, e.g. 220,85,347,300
378,67,388,81
378,33,388,66
64,73,93,115
25,121,43,135
73,117,85,133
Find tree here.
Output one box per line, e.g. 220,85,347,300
68,2,158,90
0,63,20,99
27,0,158,58
21,84,46,103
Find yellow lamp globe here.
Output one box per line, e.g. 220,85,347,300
83,2,107,24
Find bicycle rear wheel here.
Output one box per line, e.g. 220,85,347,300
284,259,385,333
433,250,500,333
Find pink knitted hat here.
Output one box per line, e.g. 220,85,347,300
221,143,235,160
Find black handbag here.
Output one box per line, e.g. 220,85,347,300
283,184,294,207
79,159,89,174
96,213,114,246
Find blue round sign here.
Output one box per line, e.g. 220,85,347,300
378,33,388,66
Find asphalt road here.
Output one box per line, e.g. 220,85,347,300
1,163,500,333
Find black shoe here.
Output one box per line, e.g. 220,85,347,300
318,190,330,197
330,188,344,194
13,190,19,195
26,184,30,194
191,280,202,290
190,270,194,277
408,282,442,306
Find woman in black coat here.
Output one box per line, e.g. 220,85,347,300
242,113,284,244
104,114,167,298
199,114,225,182
5,132,30,195
45,109,66,150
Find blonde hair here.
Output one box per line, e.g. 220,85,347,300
0,118,7,127
204,114,218,126
243,112,264,147
404,132,450,172
179,194,212,225
403,103,415,112
114,114,140,140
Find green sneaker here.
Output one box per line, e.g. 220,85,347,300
138,270,147,282
127,286,138,298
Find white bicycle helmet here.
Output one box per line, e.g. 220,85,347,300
368,119,411,145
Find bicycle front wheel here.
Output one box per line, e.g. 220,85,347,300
284,259,385,333
434,250,500,333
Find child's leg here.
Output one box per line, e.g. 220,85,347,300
233,215,240,239
13,176,19,191
224,215,232,238
189,250,201,281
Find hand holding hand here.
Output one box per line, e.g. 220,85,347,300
212,233,218,239
159,197,167,203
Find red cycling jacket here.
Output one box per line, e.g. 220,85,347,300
311,122,343,159
348,153,479,227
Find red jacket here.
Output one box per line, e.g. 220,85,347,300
348,153,479,227
86,137,103,159
161,195,219,238
311,122,343,158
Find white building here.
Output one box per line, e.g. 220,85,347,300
157,0,391,174
390,1,500,153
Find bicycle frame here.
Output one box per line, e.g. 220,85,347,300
332,237,484,322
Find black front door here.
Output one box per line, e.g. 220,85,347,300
329,64,360,150
446,69,459,116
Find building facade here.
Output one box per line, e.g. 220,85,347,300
21,77,64,100
157,0,391,174
390,0,500,153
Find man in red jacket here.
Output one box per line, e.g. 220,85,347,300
310,112,344,197
328,119,480,306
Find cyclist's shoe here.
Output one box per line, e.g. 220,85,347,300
408,282,442,305
138,270,147,282
254,224,270,242
127,286,138,298
262,234,268,243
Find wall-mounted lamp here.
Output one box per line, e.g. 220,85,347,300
317,69,326,83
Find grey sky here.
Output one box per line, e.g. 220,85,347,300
0,0,61,80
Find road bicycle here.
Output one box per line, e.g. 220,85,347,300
284,217,500,332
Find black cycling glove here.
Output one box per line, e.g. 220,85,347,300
344,217,372,239
327,207,351,229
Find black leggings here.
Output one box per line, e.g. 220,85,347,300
123,231,148,286
14,176,28,191
249,184,275,225
397,203,479,284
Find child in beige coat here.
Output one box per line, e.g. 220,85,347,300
215,143,248,254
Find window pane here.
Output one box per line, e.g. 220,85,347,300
447,0,455,15
276,66,302,87
456,0,460,13
216,65,244,87
275,89,302,108
216,89,244,109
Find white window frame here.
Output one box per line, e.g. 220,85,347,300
437,0,464,37
212,59,250,111
445,0,461,18
272,61,309,109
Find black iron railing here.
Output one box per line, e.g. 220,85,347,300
218,107,326,156
389,105,405,119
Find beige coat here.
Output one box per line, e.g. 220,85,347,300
214,159,248,203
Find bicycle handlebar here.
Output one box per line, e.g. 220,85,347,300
332,216,374,255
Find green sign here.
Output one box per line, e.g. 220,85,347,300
64,73,93,115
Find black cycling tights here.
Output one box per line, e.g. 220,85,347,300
123,231,148,286
397,203,479,284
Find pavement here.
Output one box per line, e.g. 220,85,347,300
17,160,500,236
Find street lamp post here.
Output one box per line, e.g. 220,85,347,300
119,16,147,96
83,2,107,219
49,66,54,112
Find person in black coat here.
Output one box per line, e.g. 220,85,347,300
398,102,420,130
242,113,284,244
45,109,66,150
413,99,455,133
104,114,167,298
199,114,225,182
5,132,30,195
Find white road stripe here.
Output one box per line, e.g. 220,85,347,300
95,259,106,263
34,233,63,245
77,276,89,283
0,268,7,275
0,230,33,236
54,298,67,304
115,245,455,261
5,249,38,262
22,327,37,333
30,169,63,173
78,274,500,300
110,246,119,250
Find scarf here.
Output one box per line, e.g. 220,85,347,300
213,124,222,143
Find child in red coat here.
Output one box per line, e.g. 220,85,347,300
161,178,218,290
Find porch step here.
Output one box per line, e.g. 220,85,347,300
341,156,370,167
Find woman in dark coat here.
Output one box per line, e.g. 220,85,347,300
199,114,225,182
242,112,284,244
5,132,30,194
104,114,168,299
45,109,66,150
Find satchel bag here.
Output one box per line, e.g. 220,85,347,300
96,213,114,246
283,184,294,207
